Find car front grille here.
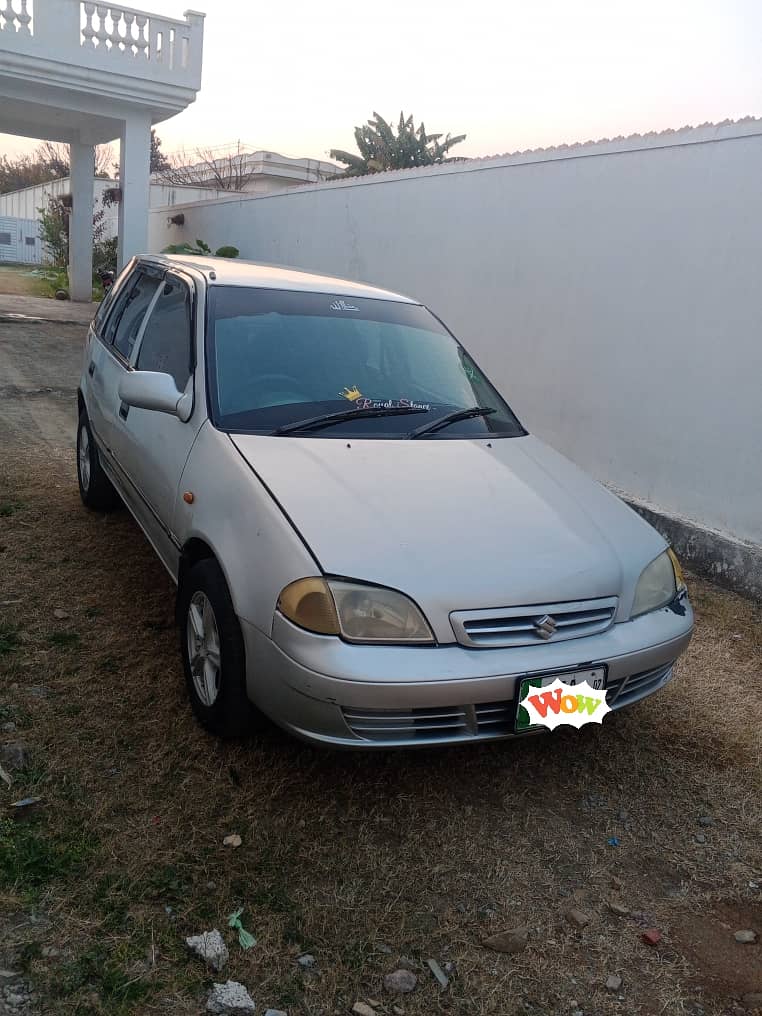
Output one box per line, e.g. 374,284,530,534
606,663,674,707
450,597,618,648
342,701,514,743
341,662,675,744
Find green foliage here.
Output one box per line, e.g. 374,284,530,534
38,195,69,268
161,239,239,258
330,111,466,176
93,234,118,275
150,129,170,173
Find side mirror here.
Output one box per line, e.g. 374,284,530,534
118,371,192,422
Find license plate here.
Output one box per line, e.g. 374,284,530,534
514,666,607,733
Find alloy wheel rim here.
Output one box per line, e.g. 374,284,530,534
186,591,222,707
78,425,91,492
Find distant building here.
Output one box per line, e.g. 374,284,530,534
158,147,343,194
0,149,344,263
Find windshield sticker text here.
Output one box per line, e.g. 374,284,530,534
329,299,360,312
355,398,431,411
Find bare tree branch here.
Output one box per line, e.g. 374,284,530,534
157,143,260,191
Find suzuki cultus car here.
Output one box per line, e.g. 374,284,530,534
77,255,693,746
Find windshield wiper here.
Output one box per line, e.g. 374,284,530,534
272,405,430,436
406,405,496,439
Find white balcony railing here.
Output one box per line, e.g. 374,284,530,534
0,0,204,90
0,1,33,34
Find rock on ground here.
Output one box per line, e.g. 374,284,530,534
608,901,629,917
206,980,256,1014
605,974,623,991
383,969,417,993
564,908,591,929
482,927,529,954
186,929,229,972
734,929,758,944
0,742,29,771
352,1004,377,1016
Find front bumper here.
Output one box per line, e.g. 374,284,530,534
240,597,694,748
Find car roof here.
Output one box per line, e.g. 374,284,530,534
143,255,418,304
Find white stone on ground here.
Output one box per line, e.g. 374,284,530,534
186,929,229,972
206,980,256,1014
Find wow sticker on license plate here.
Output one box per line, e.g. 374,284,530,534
515,667,609,732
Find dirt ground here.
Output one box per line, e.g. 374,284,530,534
0,316,760,1016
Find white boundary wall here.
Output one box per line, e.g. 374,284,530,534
148,121,762,548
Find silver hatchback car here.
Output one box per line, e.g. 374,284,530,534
77,255,693,747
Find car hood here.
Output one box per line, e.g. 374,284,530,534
230,432,666,643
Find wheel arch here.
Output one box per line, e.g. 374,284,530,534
176,537,224,624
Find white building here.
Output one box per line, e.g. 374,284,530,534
0,150,344,263
159,147,342,194
0,0,205,299
0,176,229,261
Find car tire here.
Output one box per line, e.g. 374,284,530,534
178,558,259,739
77,412,120,511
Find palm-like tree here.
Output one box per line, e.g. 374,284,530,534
330,112,466,177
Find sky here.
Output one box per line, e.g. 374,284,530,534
2,0,762,163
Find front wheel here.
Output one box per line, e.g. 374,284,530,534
178,559,259,738
77,412,120,511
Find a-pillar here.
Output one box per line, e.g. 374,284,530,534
118,112,152,270
68,141,94,302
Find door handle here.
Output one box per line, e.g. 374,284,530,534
88,362,96,377
118,402,129,421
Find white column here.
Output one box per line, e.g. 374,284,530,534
69,142,95,303
118,113,152,270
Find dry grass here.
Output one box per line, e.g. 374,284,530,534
0,265,50,298
0,444,760,1016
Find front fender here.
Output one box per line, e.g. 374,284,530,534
174,422,320,633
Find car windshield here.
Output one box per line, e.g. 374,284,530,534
207,286,525,439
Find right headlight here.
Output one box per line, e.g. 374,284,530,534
277,577,434,644
631,549,683,618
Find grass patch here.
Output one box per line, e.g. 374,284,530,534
47,631,80,649
0,817,92,891
0,501,24,517
0,623,21,655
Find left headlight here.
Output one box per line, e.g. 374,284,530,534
277,578,435,644
631,549,685,618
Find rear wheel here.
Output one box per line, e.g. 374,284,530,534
178,558,259,738
77,412,120,511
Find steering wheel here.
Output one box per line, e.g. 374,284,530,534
254,372,308,405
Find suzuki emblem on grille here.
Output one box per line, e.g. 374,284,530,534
534,614,557,639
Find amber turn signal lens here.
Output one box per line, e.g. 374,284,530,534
182,491,194,504
667,548,687,592
277,578,340,635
